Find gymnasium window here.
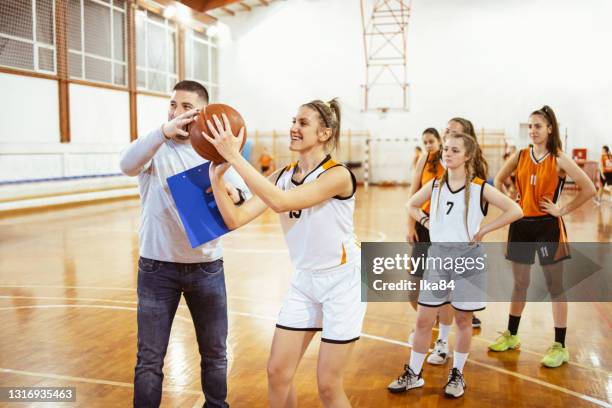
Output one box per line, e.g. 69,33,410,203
185,28,219,101
135,8,177,94
0,0,56,74
67,0,127,86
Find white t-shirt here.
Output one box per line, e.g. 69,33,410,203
120,128,249,263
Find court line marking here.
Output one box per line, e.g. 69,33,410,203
0,301,279,324
0,304,191,323
0,304,234,398
0,284,136,292
0,292,285,305
0,295,138,305
362,314,612,376
464,360,612,408
0,289,608,375
0,367,202,396
0,303,609,407
358,333,611,407
192,395,205,408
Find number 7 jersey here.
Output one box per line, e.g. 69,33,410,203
274,155,359,270
429,177,488,242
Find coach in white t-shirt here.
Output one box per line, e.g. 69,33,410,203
120,81,248,408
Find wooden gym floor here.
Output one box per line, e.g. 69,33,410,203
0,186,610,407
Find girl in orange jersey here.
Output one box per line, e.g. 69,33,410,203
596,145,612,205
490,105,596,367
412,146,422,169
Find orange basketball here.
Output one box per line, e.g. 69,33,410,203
189,103,247,163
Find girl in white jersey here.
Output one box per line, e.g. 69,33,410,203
204,99,365,408
388,133,522,398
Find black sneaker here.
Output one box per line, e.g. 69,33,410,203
444,368,466,398
472,315,481,328
387,364,425,393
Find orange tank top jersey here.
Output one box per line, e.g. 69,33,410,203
516,147,565,217
420,152,444,214
259,154,272,167
601,154,612,173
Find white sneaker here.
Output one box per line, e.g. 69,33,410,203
387,364,425,393
444,368,466,398
408,330,415,347
427,339,449,365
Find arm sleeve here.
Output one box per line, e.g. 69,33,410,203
119,127,166,176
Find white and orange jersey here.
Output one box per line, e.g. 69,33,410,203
275,155,358,270
429,177,488,242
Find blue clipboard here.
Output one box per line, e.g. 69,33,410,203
167,162,230,248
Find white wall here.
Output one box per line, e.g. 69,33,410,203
0,144,127,181
137,94,169,137
0,77,133,181
0,73,60,144
218,0,612,181
70,84,130,144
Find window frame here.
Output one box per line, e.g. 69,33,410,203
135,8,178,94
0,0,57,74
185,28,218,99
67,0,127,86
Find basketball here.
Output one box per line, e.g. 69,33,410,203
189,103,247,163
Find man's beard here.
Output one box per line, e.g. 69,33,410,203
175,131,190,141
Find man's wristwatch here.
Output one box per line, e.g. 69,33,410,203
235,188,246,206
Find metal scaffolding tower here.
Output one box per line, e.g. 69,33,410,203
360,0,411,113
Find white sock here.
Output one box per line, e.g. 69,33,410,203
438,323,451,342
453,351,469,372
409,351,426,374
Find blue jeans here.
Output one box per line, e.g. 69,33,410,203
134,257,229,408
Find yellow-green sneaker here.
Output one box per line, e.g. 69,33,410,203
488,330,520,352
541,342,569,368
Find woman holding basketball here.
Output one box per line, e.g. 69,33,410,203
204,99,364,408
389,132,522,398
489,105,596,367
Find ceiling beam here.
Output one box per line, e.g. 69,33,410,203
221,6,235,15
178,0,245,13
239,2,252,11
139,0,217,25
259,0,269,5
